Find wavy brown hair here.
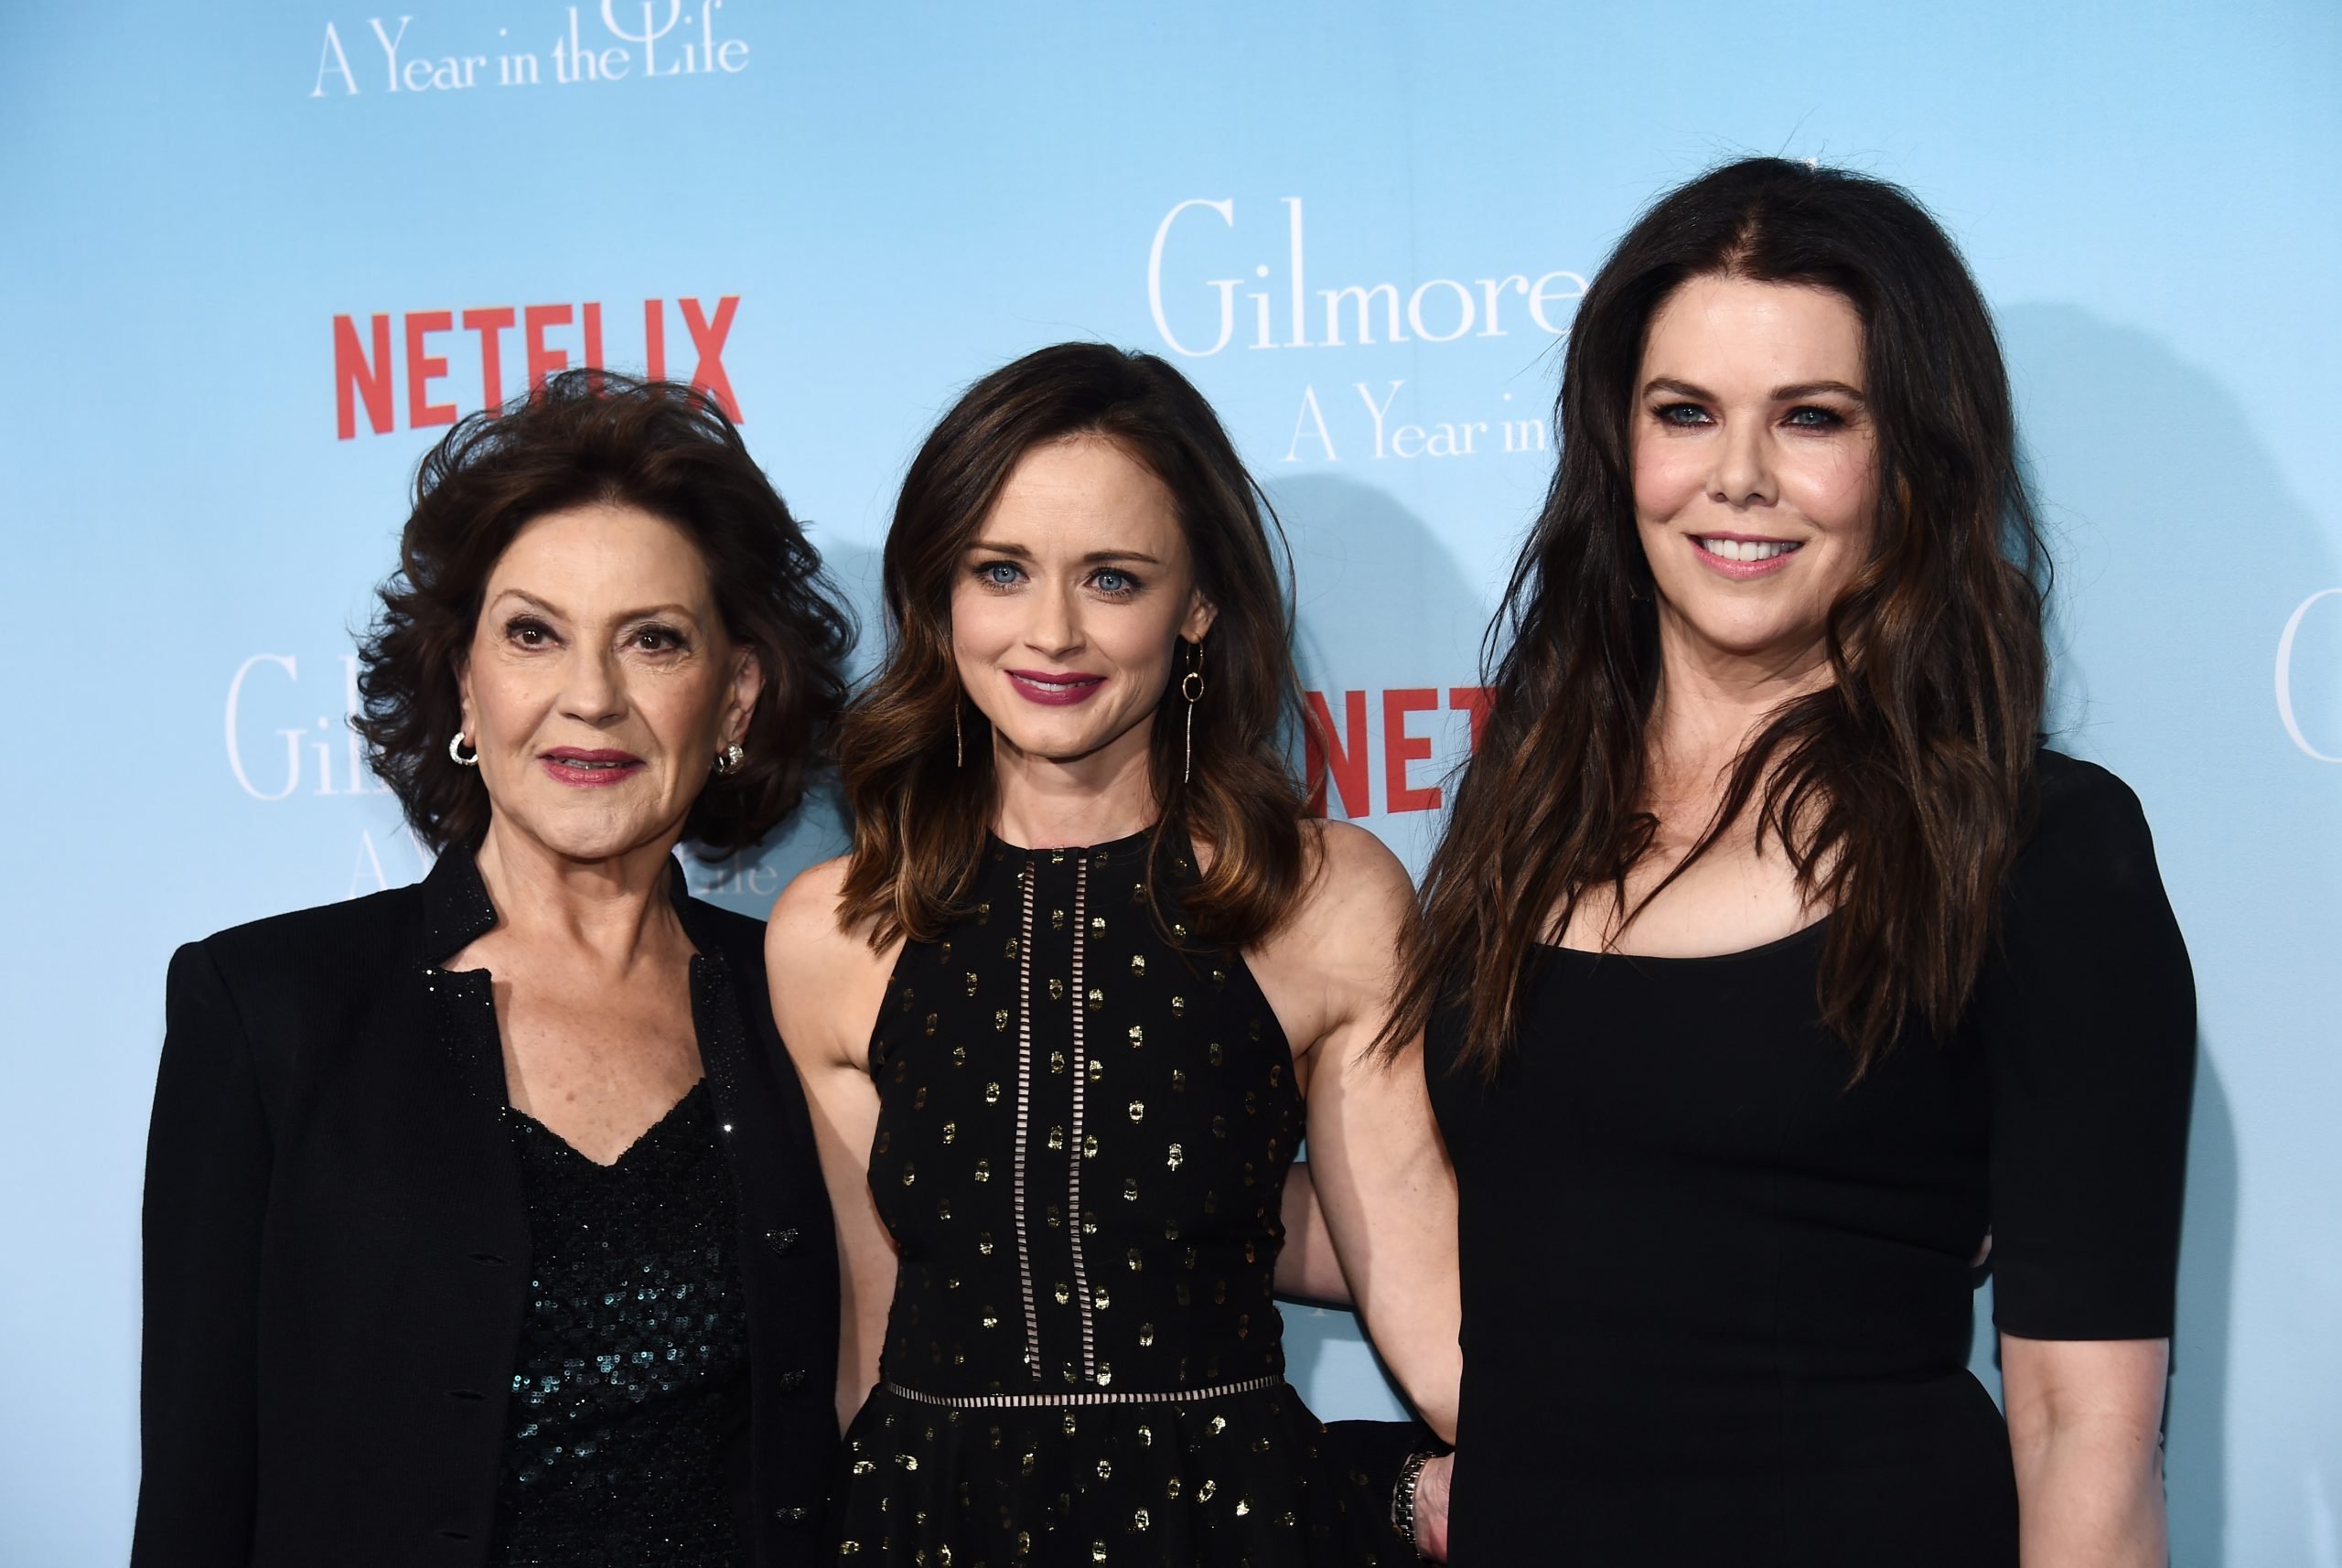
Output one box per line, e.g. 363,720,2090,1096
355,371,854,858
1396,157,2049,1079
836,342,1311,950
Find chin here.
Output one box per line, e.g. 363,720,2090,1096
508,799,674,865
1684,615,1826,662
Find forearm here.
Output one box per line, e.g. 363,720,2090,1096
2012,1422,2167,1568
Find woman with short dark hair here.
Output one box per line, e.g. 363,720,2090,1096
768,342,1461,1564
134,371,854,1568
1397,157,2196,1566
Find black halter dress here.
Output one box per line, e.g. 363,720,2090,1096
826,830,1409,1565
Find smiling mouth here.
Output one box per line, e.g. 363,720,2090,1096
1694,537,1803,563
540,749,645,787
1005,670,1107,705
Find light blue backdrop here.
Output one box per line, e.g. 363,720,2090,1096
3,3,2337,1563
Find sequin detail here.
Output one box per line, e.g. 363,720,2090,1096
845,829,1385,1563
489,1081,747,1567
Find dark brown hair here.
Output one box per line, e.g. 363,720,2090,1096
836,342,1310,950
355,371,853,857
1397,156,2049,1078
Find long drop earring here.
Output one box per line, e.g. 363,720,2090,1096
954,699,964,769
1180,646,1205,785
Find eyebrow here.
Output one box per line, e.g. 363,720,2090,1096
1642,377,1866,403
488,588,702,623
965,541,1165,567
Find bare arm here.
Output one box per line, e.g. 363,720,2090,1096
1273,1161,1351,1307
767,857,902,1432
1257,822,1461,1442
2002,1335,2170,1568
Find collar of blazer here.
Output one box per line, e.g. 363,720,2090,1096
420,839,707,966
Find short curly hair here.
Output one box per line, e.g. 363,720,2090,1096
354,371,854,858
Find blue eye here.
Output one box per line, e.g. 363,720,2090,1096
1786,405,1843,429
975,561,1024,588
1092,569,1139,596
1655,403,1712,426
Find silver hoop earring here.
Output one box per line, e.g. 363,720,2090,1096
714,742,745,777
1180,651,1205,786
448,730,479,768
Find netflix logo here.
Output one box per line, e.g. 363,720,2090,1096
1305,685,1488,819
330,295,742,439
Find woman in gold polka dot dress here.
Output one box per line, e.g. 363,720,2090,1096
768,343,1462,1565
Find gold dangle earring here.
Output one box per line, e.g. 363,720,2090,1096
1180,644,1205,785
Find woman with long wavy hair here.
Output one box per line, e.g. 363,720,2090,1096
1394,158,2195,1566
767,342,1459,1564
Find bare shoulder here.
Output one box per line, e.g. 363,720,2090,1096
1305,817,1410,883
766,854,897,1069
1294,818,1413,927
1260,820,1413,970
768,854,854,943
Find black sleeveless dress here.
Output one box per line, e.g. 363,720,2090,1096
827,830,1409,1565
1425,752,2196,1565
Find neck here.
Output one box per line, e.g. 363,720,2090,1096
1648,615,1835,789
470,817,686,963
989,725,1159,850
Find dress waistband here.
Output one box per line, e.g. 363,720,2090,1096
882,1374,1283,1410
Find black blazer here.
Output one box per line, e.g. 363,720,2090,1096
133,846,840,1568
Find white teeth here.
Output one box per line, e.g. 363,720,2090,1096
1698,537,1799,563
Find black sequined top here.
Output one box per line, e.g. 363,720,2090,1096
489,1079,750,1568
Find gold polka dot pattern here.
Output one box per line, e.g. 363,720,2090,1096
833,829,1392,1563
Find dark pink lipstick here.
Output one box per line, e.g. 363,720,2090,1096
540,746,646,788
1005,669,1107,706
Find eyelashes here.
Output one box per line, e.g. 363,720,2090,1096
628,623,689,652
500,616,690,653
967,559,1145,599
1649,402,1850,431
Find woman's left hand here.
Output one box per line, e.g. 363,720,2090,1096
1413,1451,1453,1562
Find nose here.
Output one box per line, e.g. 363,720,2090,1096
1022,579,1085,660
1709,417,1779,510
558,642,628,726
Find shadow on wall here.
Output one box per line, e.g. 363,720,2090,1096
1262,473,1498,1419
699,533,885,911
1998,299,2342,1566
1271,472,1499,877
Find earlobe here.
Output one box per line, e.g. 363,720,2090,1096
1184,592,1219,643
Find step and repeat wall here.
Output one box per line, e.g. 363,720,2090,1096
5,3,2337,1562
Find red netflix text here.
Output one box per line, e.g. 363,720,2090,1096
1305,686,1489,818
330,296,743,440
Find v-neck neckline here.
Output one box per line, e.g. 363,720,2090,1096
505,1078,709,1170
